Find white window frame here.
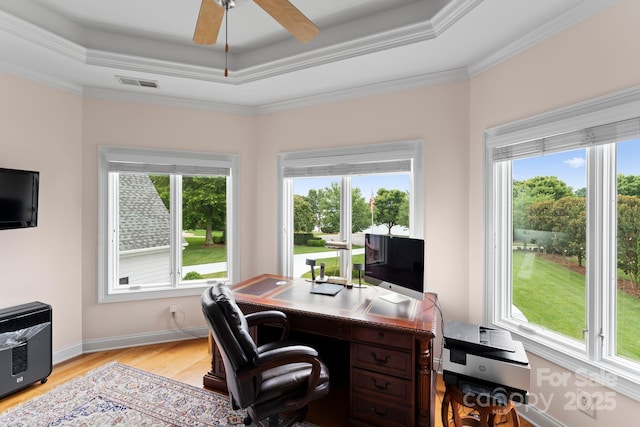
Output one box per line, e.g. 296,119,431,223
484,86,640,400
277,140,424,278
98,146,239,303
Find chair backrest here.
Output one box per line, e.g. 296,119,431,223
201,283,259,406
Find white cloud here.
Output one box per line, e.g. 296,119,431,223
564,157,585,168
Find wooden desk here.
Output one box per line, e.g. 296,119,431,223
203,274,438,427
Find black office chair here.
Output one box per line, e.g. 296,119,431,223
201,283,330,427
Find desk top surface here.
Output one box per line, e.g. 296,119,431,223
230,274,438,338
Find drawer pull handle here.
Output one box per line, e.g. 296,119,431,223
370,352,391,365
371,406,389,418
371,378,392,391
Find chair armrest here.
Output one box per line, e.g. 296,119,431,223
245,310,289,340
240,345,324,408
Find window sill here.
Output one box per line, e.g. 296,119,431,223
498,322,640,403
98,282,216,303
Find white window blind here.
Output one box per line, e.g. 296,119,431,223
282,159,411,178
101,146,233,176
107,161,230,176
492,117,640,162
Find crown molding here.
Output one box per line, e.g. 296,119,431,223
1,0,621,112
0,59,82,95
468,0,622,77
0,8,85,63
1,1,477,85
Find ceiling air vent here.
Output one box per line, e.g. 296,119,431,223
116,75,158,88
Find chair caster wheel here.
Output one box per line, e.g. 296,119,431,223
243,415,252,425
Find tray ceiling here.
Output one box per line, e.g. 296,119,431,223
0,0,618,113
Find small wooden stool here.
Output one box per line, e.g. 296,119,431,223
441,383,520,427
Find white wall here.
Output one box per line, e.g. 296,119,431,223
0,73,83,358
468,1,640,424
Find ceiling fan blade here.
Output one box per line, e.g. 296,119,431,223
253,0,319,43
193,0,224,45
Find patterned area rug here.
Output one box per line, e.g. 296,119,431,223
0,362,316,426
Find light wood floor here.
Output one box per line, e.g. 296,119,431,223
0,338,533,426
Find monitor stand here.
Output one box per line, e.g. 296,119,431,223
379,293,409,304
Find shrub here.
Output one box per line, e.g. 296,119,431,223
183,271,204,280
307,238,326,247
294,233,314,245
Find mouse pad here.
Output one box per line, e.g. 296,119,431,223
309,283,343,296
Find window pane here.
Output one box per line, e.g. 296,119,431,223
616,139,640,362
181,176,228,282
352,173,410,283
118,173,171,287
293,177,340,279
511,149,587,343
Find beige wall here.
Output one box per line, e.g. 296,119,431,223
0,73,82,354
253,82,471,321
468,1,640,424
80,97,257,341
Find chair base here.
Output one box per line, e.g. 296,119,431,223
252,406,308,427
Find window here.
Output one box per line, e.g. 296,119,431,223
98,146,239,302
278,141,424,281
485,87,640,399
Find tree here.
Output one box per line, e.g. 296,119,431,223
306,189,322,231
550,196,586,266
513,176,575,231
351,187,371,233
182,176,226,246
618,195,640,288
618,174,640,197
513,176,574,200
318,183,340,233
293,195,314,232
373,188,408,235
149,175,170,209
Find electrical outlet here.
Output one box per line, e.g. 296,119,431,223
577,390,596,418
169,304,178,314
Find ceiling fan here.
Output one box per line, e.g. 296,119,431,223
193,0,320,46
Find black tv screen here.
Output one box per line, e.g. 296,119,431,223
0,168,39,230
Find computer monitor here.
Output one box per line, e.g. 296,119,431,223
364,233,425,303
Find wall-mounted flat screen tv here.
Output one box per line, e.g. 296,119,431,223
0,168,39,230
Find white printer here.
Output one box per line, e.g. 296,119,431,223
443,320,530,404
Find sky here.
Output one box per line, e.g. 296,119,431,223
512,139,640,191
293,139,640,197
294,173,410,197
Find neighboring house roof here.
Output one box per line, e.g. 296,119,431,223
118,174,170,252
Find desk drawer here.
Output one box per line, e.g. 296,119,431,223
352,343,412,379
352,395,412,427
288,313,350,340
352,367,411,404
352,325,412,350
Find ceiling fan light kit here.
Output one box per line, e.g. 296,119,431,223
193,0,319,77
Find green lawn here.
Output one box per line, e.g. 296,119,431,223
182,236,226,266
512,250,640,361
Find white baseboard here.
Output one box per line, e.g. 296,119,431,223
52,342,83,365
516,404,566,427
52,327,209,365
